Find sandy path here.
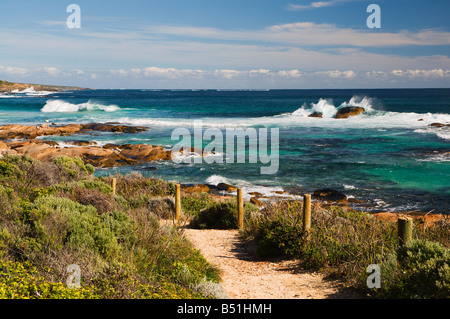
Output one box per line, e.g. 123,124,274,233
183,228,359,299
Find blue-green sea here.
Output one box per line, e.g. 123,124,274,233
1,88,449,213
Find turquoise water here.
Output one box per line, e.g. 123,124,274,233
1,88,449,213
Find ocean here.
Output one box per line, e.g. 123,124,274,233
1,87,449,213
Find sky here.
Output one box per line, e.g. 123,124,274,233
0,0,449,89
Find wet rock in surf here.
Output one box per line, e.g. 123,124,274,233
429,123,450,128
217,183,238,192
312,188,347,204
335,107,365,119
308,112,323,118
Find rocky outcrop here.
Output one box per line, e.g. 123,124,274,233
0,123,171,168
372,212,447,229
335,107,365,119
429,123,450,128
119,144,172,162
0,123,149,140
217,183,238,192
80,123,148,134
66,140,98,146
308,112,323,118
250,197,264,207
181,184,211,194
0,124,83,140
0,80,86,93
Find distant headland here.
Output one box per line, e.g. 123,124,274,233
0,79,87,93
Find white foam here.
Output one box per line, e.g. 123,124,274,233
204,174,298,201
12,86,55,96
41,99,120,113
414,127,450,141
113,96,450,130
0,94,17,98
416,152,450,163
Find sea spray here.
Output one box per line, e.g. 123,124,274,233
41,99,120,112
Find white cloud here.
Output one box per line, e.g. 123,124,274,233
213,69,242,79
0,66,29,76
277,69,302,78
315,70,356,78
145,22,450,48
43,67,64,77
287,0,360,11
391,69,450,78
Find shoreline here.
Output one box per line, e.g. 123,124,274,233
0,122,447,224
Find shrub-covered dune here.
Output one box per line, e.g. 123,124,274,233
0,154,226,299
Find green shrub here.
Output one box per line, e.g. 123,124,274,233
29,196,121,257
181,194,214,217
255,217,303,258
0,160,22,179
52,156,94,178
379,239,450,298
74,187,114,214
191,201,258,230
0,185,19,215
79,180,112,194
0,260,98,299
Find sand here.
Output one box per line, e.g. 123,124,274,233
183,228,362,299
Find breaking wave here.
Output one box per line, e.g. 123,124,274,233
291,95,376,118
113,95,450,132
41,99,120,113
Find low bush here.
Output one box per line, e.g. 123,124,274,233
0,259,98,299
0,155,224,299
52,156,95,178
181,193,214,217
191,201,258,229
378,240,450,298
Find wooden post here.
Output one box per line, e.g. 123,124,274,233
303,194,311,239
398,217,413,246
237,188,244,230
175,184,181,221
112,178,117,196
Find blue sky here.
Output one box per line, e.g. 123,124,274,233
0,0,449,89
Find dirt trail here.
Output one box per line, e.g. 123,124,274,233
183,228,361,299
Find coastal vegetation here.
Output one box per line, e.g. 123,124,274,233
0,154,224,299
239,200,450,298
0,153,448,298
0,122,448,299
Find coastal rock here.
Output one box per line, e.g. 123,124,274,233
0,123,148,140
0,80,86,93
429,123,450,128
0,141,8,151
308,112,323,118
335,107,365,119
312,188,347,204
181,184,211,194
80,123,148,134
249,192,263,197
66,140,98,146
0,124,82,140
0,123,173,168
250,197,264,207
102,143,123,150
2,139,167,168
372,212,447,229
119,144,172,162
217,183,238,192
